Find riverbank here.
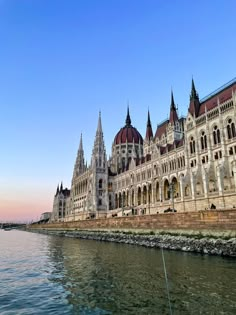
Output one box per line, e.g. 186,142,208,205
27,228,236,257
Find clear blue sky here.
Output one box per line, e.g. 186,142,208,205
0,0,235,221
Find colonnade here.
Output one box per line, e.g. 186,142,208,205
114,166,236,211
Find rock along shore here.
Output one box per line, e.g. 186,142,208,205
28,228,236,257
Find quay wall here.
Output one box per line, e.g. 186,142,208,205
28,209,236,257
32,209,236,232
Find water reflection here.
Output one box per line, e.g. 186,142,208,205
47,235,236,315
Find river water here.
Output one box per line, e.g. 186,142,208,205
0,230,235,315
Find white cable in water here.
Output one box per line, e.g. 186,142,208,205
161,247,173,315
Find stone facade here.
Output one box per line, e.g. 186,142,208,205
51,78,236,222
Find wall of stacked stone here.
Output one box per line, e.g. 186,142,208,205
28,227,236,257
34,209,236,231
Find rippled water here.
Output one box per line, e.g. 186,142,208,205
0,230,236,314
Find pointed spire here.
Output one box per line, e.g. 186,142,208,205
125,106,131,126
170,89,176,111
79,133,83,151
96,111,102,135
145,110,153,140
73,133,85,176
188,78,200,116
92,111,107,168
169,90,178,123
190,78,198,100
60,182,63,192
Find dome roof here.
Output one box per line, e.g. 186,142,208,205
114,108,143,145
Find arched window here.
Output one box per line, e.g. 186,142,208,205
99,179,103,189
189,137,196,154
227,118,236,140
200,131,207,150
213,126,221,145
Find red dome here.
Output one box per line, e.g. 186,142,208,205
114,125,143,145
114,108,143,145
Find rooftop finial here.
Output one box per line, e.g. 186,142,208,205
125,105,131,126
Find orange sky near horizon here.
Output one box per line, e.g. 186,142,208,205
0,181,55,222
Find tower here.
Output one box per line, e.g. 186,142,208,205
90,112,108,214
167,90,183,143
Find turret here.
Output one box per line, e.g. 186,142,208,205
73,133,85,177
91,111,107,169
89,111,108,213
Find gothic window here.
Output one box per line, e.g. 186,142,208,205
213,126,221,145
227,118,236,140
200,131,207,150
99,179,103,189
189,136,196,154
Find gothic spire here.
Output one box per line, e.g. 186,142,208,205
60,182,63,192
188,78,200,117
96,111,102,135
79,133,83,152
145,110,153,140
169,90,178,123
73,133,85,176
170,90,176,111
125,106,131,126
190,78,199,100
92,111,107,168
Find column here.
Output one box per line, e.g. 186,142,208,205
179,176,184,201
216,166,224,196
159,181,163,202
190,172,196,199
202,168,209,198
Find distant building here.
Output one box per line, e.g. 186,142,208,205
51,78,236,222
40,212,52,221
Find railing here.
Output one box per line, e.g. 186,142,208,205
200,77,236,103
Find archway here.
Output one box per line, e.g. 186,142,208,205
143,185,147,204
131,189,134,206
137,187,141,205
122,191,126,207
164,179,170,200
118,192,122,208
171,177,179,198
156,182,160,201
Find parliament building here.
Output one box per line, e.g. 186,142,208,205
51,78,236,222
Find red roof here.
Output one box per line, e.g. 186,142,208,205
114,125,143,145
198,82,236,116
155,120,168,139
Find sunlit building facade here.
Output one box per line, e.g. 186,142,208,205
51,78,236,221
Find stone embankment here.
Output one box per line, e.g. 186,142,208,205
29,228,236,257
